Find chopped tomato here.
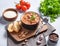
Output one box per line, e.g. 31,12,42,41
21,5,27,11
20,0,26,5
25,2,30,9
16,3,21,10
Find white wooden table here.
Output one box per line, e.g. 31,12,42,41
0,0,60,46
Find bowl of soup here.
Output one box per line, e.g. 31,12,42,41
21,11,40,30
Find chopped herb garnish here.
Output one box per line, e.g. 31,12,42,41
30,12,36,21
30,15,36,20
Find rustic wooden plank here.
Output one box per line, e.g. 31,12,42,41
7,19,44,42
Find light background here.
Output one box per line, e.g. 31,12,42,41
0,0,60,46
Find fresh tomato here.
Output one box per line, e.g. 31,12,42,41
21,5,27,11
16,0,31,12
25,2,30,9
20,0,26,5
16,3,21,10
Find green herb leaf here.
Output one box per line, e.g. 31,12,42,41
30,12,36,21
30,15,36,20
39,0,60,22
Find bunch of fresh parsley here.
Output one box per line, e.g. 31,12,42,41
39,0,60,22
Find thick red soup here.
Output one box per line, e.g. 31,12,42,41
21,12,40,25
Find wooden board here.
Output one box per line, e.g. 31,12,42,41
7,18,48,42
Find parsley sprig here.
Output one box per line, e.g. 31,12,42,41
30,12,36,21
39,0,60,22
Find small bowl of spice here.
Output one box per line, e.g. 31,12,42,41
3,8,18,21
48,33,59,45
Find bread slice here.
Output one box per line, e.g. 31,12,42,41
13,21,20,32
7,23,14,32
7,21,21,33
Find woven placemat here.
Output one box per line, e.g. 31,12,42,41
7,23,56,46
